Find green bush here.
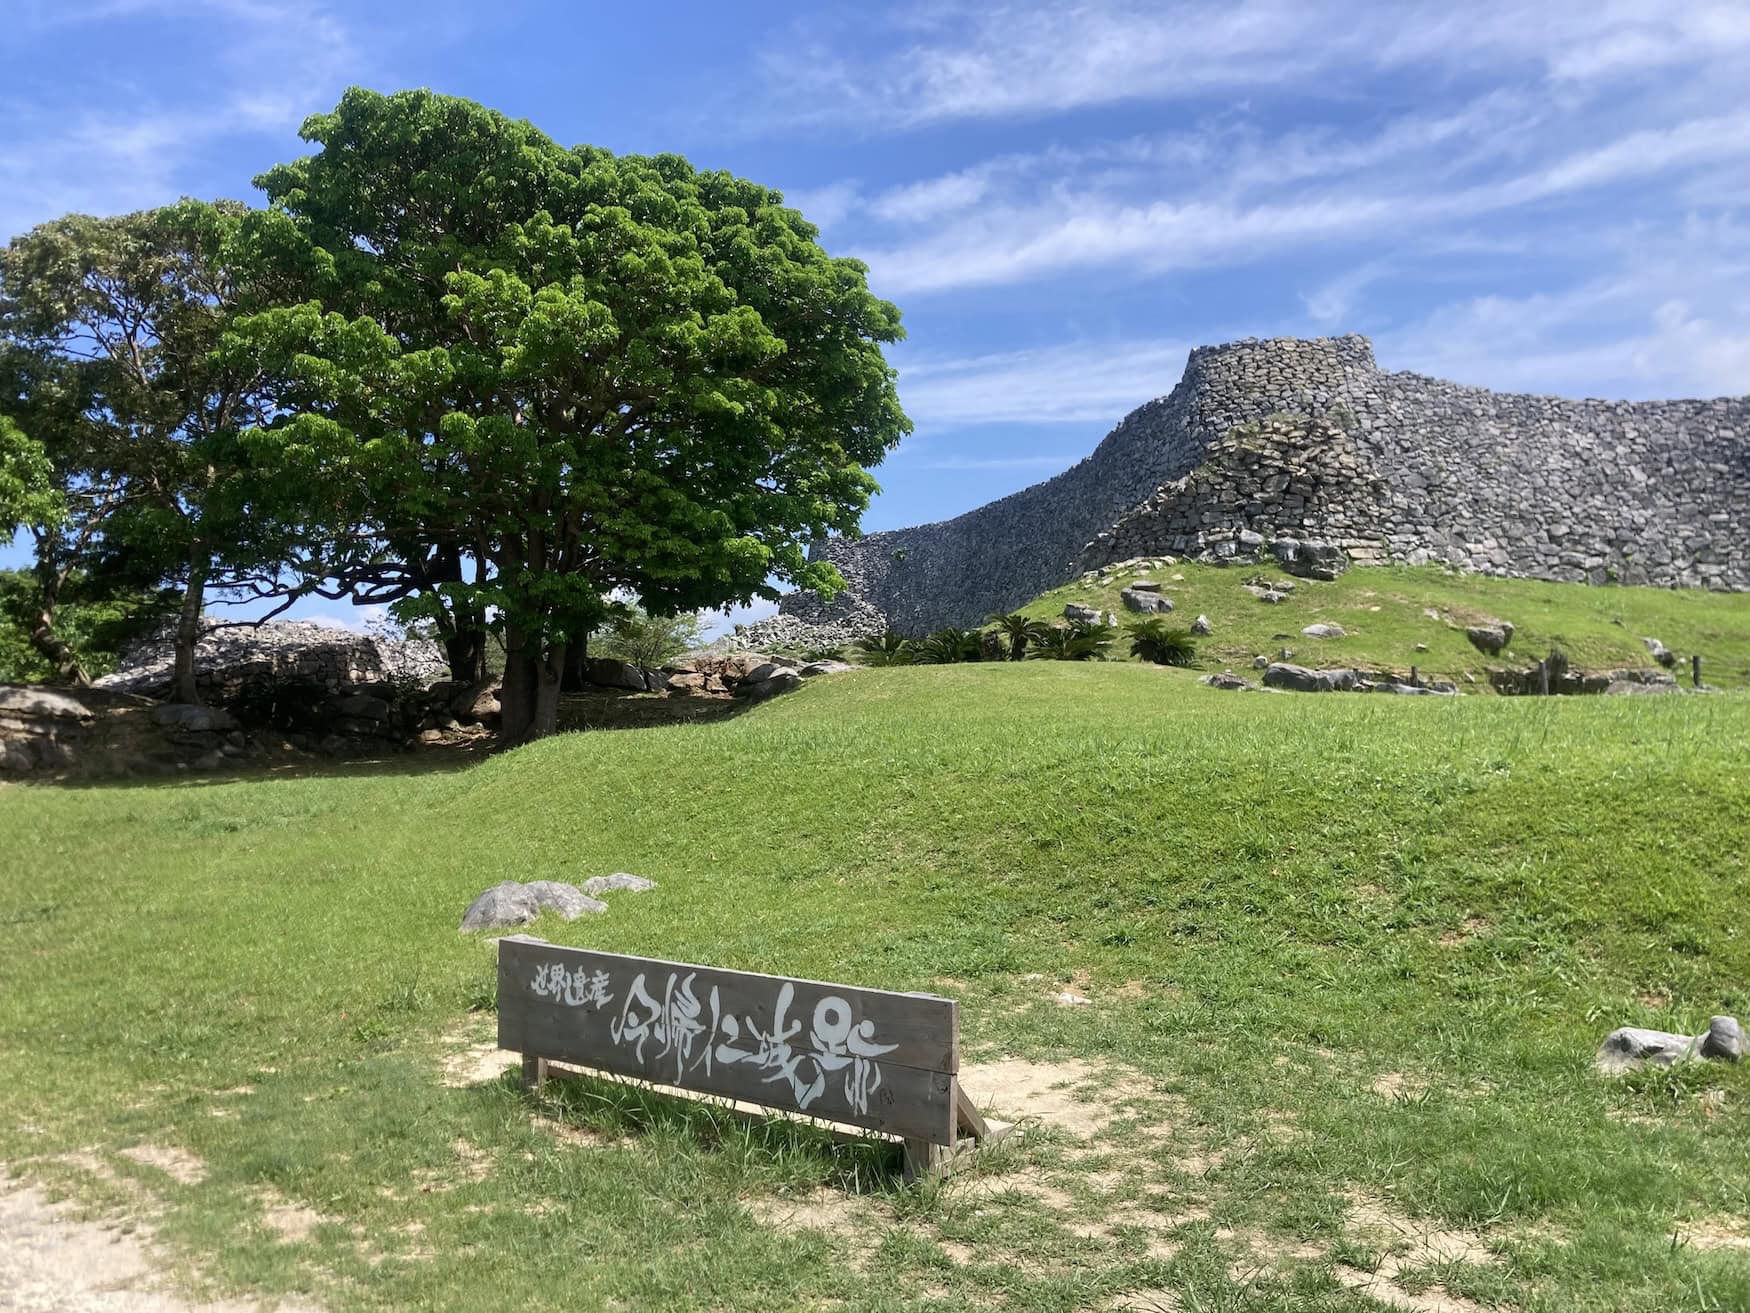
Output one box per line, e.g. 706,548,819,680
1126,617,1198,666
911,626,983,664
854,632,913,667
595,608,703,671
1031,618,1115,661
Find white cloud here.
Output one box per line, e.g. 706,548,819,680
0,2,368,239
897,338,1200,424
758,2,1750,132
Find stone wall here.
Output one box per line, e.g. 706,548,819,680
781,335,1749,633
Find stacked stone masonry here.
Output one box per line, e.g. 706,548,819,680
780,335,1749,633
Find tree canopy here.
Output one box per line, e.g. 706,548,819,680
233,88,909,739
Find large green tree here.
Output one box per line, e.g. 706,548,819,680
0,202,292,700
240,89,909,741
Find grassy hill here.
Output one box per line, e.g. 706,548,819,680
2,665,1748,1311
1020,562,1750,689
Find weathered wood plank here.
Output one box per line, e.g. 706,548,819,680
497,938,959,1145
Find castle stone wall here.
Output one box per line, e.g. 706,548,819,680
780,335,1750,634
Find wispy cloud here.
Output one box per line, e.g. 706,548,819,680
897,338,1201,425
1,1,371,239
759,2,1750,132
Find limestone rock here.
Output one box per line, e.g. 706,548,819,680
585,658,652,692
1063,603,1102,624
1701,1016,1745,1061
1120,588,1173,614
1251,655,1269,669
459,881,539,932
150,703,240,733
1273,538,1348,581
1191,614,1213,636
1301,623,1346,639
1202,671,1258,690
1465,621,1515,655
736,669,803,701
799,660,855,677
1642,636,1677,668
581,873,657,896
1127,580,1162,592
1263,663,1359,693
523,881,608,920
452,681,502,723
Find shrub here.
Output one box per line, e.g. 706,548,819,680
595,608,703,671
855,632,913,667
1031,618,1115,661
912,626,984,664
1126,618,1198,666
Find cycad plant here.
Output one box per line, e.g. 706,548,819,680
1126,617,1198,666
990,612,1051,660
854,631,913,667
912,625,984,664
1031,618,1115,661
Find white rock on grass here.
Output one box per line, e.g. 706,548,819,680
459,879,609,931
582,873,657,896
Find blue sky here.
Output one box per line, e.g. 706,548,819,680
4,0,1748,631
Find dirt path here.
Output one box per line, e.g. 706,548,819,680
0,1178,316,1313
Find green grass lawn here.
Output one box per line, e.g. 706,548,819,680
3,664,1748,1311
1023,563,1750,689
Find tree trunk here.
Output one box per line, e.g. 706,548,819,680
28,568,89,686
172,555,208,705
561,630,590,691
441,625,488,685
497,627,566,746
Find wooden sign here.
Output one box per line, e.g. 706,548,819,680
497,937,1000,1173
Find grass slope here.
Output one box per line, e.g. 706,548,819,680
1022,563,1750,688
2,665,1748,1312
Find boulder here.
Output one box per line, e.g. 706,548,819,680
1597,1015,1743,1073
523,880,608,920
1301,623,1346,639
150,703,240,734
459,881,539,932
741,661,786,685
1190,614,1213,636
1263,663,1359,693
1251,655,1269,669
1243,585,1289,604
1272,538,1348,581
452,681,502,723
584,658,652,692
1127,580,1162,592
1063,603,1102,624
1202,672,1258,691
1642,637,1678,668
0,686,91,719
581,873,657,896
799,660,854,677
1701,1015,1745,1062
1465,621,1514,655
1120,588,1173,614
736,669,802,701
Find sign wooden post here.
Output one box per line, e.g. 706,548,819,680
497,937,1006,1178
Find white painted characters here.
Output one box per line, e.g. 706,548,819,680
529,957,896,1114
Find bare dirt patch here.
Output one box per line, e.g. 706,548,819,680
1,1177,320,1312
1110,1290,1182,1311
743,1188,874,1244
1370,1072,1429,1102
1331,1190,1498,1313
258,1190,326,1245
958,1056,1166,1139
1683,1217,1750,1253
438,1038,518,1089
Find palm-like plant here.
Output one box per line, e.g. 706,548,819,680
1030,618,1115,661
912,625,984,664
855,631,913,667
990,612,1050,661
1126,617,1198,666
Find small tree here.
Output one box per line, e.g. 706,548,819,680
596,608,703,673
990,611,1049,661
1126,617,1198,666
